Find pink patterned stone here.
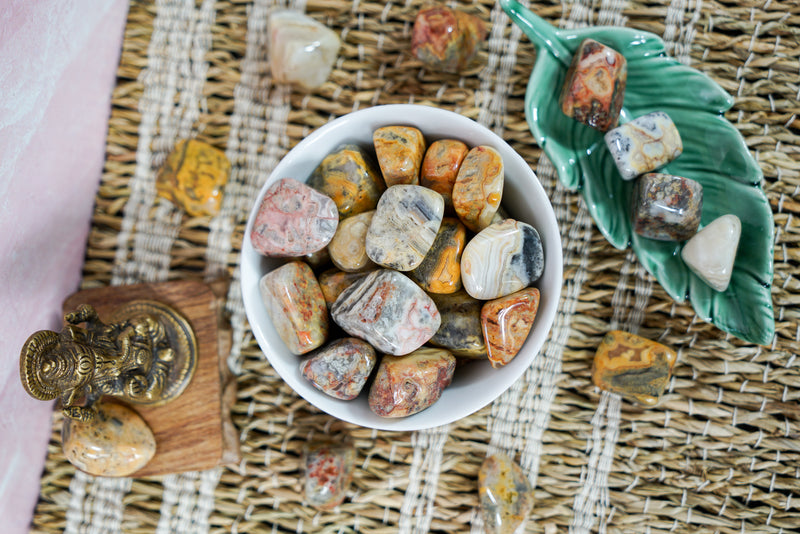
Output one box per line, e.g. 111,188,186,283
300,338,377,400
304,438,355,510
250,178,339,257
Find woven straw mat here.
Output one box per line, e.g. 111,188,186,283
30,1,800,533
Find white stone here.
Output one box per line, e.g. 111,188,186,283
681,214,741,292
268,10,341,90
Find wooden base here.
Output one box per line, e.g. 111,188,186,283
63,279,240,477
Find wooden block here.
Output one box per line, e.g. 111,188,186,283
63,279,239,477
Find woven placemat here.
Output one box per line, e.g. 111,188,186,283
30,0,800,533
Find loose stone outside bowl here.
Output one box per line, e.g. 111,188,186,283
241,104,563,431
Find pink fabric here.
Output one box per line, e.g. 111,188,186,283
0,1,129,531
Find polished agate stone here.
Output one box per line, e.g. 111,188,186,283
411,6,487,73
307,144,386,218
250,178,339,257
560,38,627,131
409,217,466,294
328,210,376,272
155,139,230,217
478,452,534,534
304,439,355,510
481,288,540,368
592,330,677,405
300,247,331,270
332,269,440,355
452,145,504,233
632,173,702,241
429,290,487,358
461,219,544,300
300,338,377,400
681,214,741,291
318,268,374,308
268,10,341,90
62,402,155,477
605,112,683,180
420,139,469,214
365,185,444,271
368,347,456,418
260,261,328,355
373,126,426,186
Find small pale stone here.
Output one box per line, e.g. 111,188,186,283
304,439,355,510
328,210,376,272
681,214,741,292
366,185,444,271
429,290,487,359
373,126,426,186
605,111,683,180
461,219,544,300
300,338,377,400
318,268,374,308
452,145,504,233
479,452,534,534
250,178,339,257
307,144,386,218
420,139,469,214
481,288,540,368
268,10,341,90
62,402,155,477
155,139,230,217
260,261,328,355
331,269,440,356
632,173,702,241
368,347,456,418
409,217,467,294
411,6,487,73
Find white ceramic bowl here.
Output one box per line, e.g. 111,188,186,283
241,104,563,431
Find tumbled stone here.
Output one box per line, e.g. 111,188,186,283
429,290,487,359
368,347,456,418
307,144,386,218
299,247,331,270
560,38,627,131
62,401,155,477
373,126,426,186
250,178,339,257
605,111,683,180
300,338,377,400
318,268,374,308
268,10,341,90
411,6,487,73
328,210,376,272
592,330,677,406
452,145,504,233
304,439,355,510
481,288,540,368
410,217,467,294
681,214,741,292
331,269,440,355
461,219,544,300
155,139,231,217
420,139,469,214
478,452,534,534
366,185,444,271
632,173,702,241
260,261,328,355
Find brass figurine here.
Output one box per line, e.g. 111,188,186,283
20,301,197,422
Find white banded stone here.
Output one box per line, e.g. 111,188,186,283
681,214,741,292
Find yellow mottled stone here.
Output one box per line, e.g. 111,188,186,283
156,139,231,217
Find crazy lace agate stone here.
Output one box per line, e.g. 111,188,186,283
604,111,683,180
429,290,487,359
368,347,456,418
592,330,677,406
632,173,702,241
366,185,444,271
409,217,467,294
260,261,328,355
62,402,156,477
461,219,544,300
318,268,374,308
156,139,231,217
411,5,488,73
328,210,376,272
481,288,540,368
331,269,440,356
452,145,504,233
373,126,426,186
681,214,741,292
250,178,339,257
268,10,341,90
307,144,385,218
304,439,355,510
560,38,627,131
478,452,534,534
420,139,469,214
300,338,377,400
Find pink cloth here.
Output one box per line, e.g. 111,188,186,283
0,1,129,531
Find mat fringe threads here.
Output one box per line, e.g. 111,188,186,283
31,1,800,533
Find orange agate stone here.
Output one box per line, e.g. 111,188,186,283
156,139,231,216
373,126,426,187
481,288,540,368
420,139,469,214
410,217,467,294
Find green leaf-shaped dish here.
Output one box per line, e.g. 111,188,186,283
500,0,775,345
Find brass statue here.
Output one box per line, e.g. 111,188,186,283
20,301,197,422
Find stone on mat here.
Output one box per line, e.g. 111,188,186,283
420,139,469,214
304,439,355,510
307,144,386,218
328,210,376,272
429,290,487,359
318,268,374,308
300,338,377,400
373,126,426,186
481,288,540,368
452,145,504,233
411,5,487,73
604,111,683,180
632,173,702,241
681,214,741,292
268,10,341,90
409,217,467,294
478,452,534,534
